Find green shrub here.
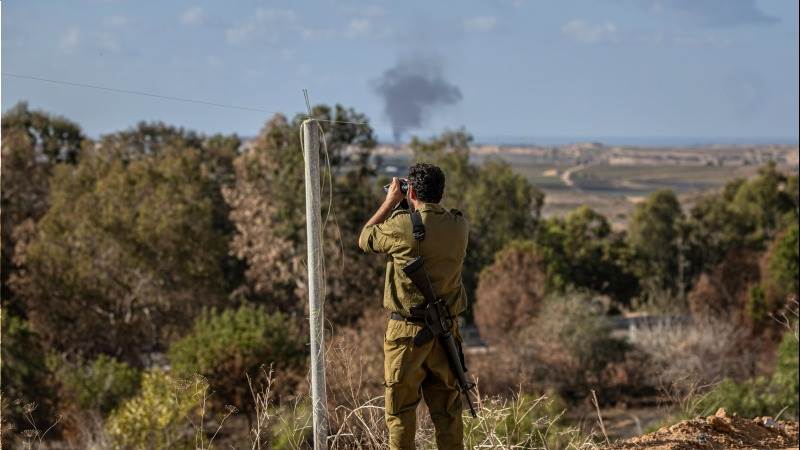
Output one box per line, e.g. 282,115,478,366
701,332,798,418
48,354,141,415
106,370,207,450
168,305,307,412
534,207,639,305
0,311,57,426
555,302,628,378
12,136,232,361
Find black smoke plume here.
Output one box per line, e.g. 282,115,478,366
373,56,462,142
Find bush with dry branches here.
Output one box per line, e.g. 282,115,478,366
688,248,761,326
475,241,546,345
629,317,761,391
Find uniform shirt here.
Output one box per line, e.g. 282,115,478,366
358,202,469,317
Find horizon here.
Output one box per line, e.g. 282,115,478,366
4,97,800,148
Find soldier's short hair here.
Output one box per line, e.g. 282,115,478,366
408,163,445,203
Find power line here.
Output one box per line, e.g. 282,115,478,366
4,72,377,127
3,72,282,115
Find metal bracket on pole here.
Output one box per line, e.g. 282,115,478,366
302,119,329,450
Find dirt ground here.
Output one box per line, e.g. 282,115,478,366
608,408,799,450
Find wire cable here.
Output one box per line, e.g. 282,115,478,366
2,72,283,115
4,72,372,126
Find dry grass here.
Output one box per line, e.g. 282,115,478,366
210,327,601,449
3,321,603,449
297,332,600,449
1,400,62,450
772,296,799,341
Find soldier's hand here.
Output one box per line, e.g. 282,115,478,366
385,177,405,205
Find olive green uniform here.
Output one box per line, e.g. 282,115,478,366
359,203,469,450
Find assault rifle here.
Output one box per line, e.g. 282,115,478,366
403,256,478,418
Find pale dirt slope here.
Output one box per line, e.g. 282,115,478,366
608,409,798,450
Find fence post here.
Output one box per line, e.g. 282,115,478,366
302,119,329,450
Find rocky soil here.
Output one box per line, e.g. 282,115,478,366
609,408,799,450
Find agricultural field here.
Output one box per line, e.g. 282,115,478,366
372,143,799,227
569,164,757,194
519,163,770,226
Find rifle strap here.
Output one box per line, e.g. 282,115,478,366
408,208,438,347
410,209,425,241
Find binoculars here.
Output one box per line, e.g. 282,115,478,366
383,178,410,210
383,178,409,194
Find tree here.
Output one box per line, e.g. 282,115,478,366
534,206,639,305
475,241,545,344
688,164,797,275
313,104,377,168
463,160,543,283
11,125,233,363
763,223,800,297
685,164,798,330
1,102,83,163
224,106,385,325
1,103,85,313
748,223,799,330
686,180,750,274
628,189,686,296
224,114,304,311
314,168,389,325
732,162,795,244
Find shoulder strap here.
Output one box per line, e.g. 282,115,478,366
410,210,425,241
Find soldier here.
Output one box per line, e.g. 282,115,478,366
358,163,469,450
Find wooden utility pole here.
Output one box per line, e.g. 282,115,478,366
302,119,329,450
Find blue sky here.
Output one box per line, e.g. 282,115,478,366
2,0,798,144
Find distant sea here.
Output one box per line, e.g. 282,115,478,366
377,134,799,147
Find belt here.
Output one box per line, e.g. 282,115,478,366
389,311,425,324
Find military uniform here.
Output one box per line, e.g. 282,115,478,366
359,202,469,450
